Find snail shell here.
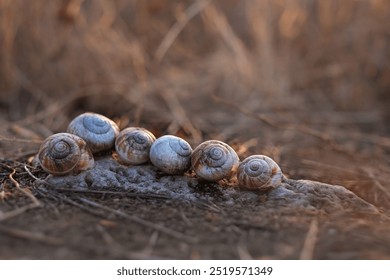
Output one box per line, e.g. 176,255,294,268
38,133,94,176
149,135,193,174
67,112,119,154
237,155,283,191
115,127,156,165
191,140,239,181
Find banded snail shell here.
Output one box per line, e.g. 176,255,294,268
191,140,239,181
237,155,282,191
67,112,119,154
115,127,156,165
38,133,94,176
149,135,193,174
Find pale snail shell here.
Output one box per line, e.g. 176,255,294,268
191,140,239,181
38,133,94,176
149,135,193,174
115,127,156,165
67,112,119,154
237,155,283,191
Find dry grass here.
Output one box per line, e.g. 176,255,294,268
0,0,390,211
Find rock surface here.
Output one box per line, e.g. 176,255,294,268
43,157,378,214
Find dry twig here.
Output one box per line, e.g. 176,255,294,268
53,187,169,200
0,166,41,222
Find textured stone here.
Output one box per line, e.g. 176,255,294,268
41,157,378,214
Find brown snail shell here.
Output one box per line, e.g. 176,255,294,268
67,112,119,154
115,127,156,165
191,140,239,181
38,133,94,176
149,135,193,174
237,155,282,191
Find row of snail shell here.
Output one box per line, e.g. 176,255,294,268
38,133,94,176
139,136,283,190
37,112,284,190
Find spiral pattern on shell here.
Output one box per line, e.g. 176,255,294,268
67,112,119,154
237,155,282,190
191,140,239,181
38,133,94,175
149,135,192,174
115,127,156,165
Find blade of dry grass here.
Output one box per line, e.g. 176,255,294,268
203,4,253,80
0,225,63,245
237,235,254,260
142,231,159,257
154,0,213,63
0,136,42,144
361,167,390,206
158,89,202,144
300,219,319,260
212,93,357,157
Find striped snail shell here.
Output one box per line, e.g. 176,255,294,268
191,140,239,181
149,135,193,175
38,133,94,176
67,112,119,154
237,155,283,191
115,127,156,165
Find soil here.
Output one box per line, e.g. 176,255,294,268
1,156,389,260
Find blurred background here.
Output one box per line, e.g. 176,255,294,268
0,0,389,208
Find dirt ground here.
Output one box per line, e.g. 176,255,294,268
1,156,390,260
1,0,390,259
